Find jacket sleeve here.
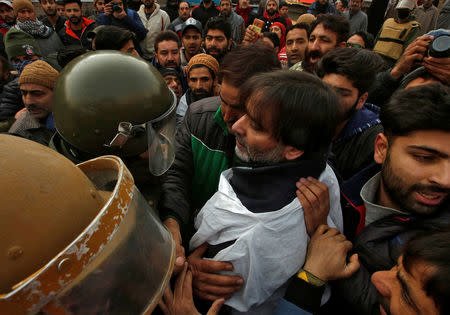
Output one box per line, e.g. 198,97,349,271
284,276,326,313
158,105,195,236
95,13,110,26
0,78,24,122
126,10,147,41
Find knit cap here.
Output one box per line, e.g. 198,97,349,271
266,0,279,8
18,60,59,89
12,0,34,15
295,13,316,26
186,53,219,78
4,28,42,60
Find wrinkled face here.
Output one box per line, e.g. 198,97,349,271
322,73,364,124
371,256,440,315
65,3,82,24
270,25,282,39
347,34,365,48
156,40,181,68
285,28,308,65
219,79,244,133
239,0,249,9
375,130,450,215
220,0,231,16
350,0,361,12
205,29,230,61
56,4,65,16
280,5,288,17
232,93,286,163
307,24,339,66
266,0,278,15
40,0,57,16
182,28,202,56
120,39,139,56
178,2,190,20
17,8,36,22
0,4,14,24
164,74,182,99
95,0,105,13
20,83,53,119
188,66,215,97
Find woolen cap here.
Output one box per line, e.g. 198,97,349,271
12,0,34,15
19,60,59,89
186,53,219,77
4,28,42,60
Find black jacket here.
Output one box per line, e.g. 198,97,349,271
0,77,22,122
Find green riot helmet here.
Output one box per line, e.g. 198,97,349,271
52,50,177,176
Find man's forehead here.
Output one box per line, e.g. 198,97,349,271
311,24,338,39
159,40,179,49
391,130,450,156
207,29,226,37
287,28,307,40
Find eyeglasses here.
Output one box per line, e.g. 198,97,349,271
347,42,364,49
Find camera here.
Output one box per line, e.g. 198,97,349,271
110,2,122,13
428,34,450,58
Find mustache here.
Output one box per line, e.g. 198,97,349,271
308,49,322,59
193,88,209,95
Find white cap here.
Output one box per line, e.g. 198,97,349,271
396,0,415,10
0,0,12,8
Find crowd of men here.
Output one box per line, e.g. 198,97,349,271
0,0,449,313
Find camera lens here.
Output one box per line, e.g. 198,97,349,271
429,34,450,58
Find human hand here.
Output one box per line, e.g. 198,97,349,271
242,26,260,45
423,56,450,85
159,262,225,315
113,7,127,20
296,177,330,237
303,225,359,282
104,2,112,15
188,243,243,301
164,218,186,276
391,35,433,80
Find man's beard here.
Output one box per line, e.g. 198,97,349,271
144,1,155,9
192,88,212,102
70,16,82,24
267,8,276,16
381,149,450,215
45,9,57,17
234,135,285,164
302,48,322,73
206,46,227,62
204,0,212,3
162,60,178,69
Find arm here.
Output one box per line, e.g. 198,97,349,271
163,12,171,30
126,10,147,41
95,13,110,26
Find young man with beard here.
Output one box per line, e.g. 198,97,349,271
11,0,63,57
58,0,96,48
180,18,204,66
39,0,67,33
234,0,257,27
138,0,170,60
260,0,287,32
317,48,383,181
219,0,244,44
291,14,349,73
334,83,450,314
204,16,232,63
343,0,367,33
167,1,191,35
192,0,219,29
159,43,281,294
0,0,15,34
189,70,342,312
285,23,309,68
176,53,218,127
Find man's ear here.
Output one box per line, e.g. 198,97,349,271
155,53,159,63
356,91,368,110
374,133,388,165
284,145,304,161
337,41,347,48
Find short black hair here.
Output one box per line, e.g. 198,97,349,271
188,63,215,80
403,229,450,315
286,22,309,38
220,42,281,87
154,30,181,53
350,31,375,50
279,0,288,8
240,70,339,159
64,0,82,8
93,25,136,51
178,0,189,8
381,83,450,138
309,14,350,44
263,32,280,48
57,45,88,68
204,16,231,40
317,47,383,94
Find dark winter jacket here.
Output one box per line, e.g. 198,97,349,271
192,1,220,28
58,17,96,48
0,77,22,122
96,9,147,41
8,111,55,146
307,0,338,15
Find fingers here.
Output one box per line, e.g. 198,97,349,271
206,298,226,315
159,282,173,315
192,272,243,300
193,287,234,301
175,262,188,300
189,243,209,259
343,253,360,278
183,269,195,301
193,271,243,287
188,255,233,274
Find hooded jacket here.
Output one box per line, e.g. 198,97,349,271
222,10,245,43
137,3,170,59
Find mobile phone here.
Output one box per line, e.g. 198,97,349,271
251,19,264,34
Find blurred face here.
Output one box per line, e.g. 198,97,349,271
142,0,155,9
164,74,182,99
285,28,308,65
319,0,327,4
266,0,278,16
219,79,244,132
40,0,56,17
423,0,433,8
306,24,339,66
375,130,450,215
156,40,181,68
178,2,190,20
0,4,15,24
205,29,231,61
220,0,231,16
270,25,282,39
280,5,288,17
232,94,286,163
120,39,139,56
182,28,202,56
350,0,362,12
11,54,39,64
371,256,439,315
95,0,105,13
56,4,65,16
239,0,249,9
17,8,36,22
65,3,82,25
347,34,365,48
20,83,53,119
188,66,214,97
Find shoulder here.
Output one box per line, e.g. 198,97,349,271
189,96,221,115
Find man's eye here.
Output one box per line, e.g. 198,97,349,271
413,154,435,162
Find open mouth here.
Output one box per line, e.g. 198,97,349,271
415,191,447,205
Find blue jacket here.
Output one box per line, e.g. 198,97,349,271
96,9,147,41
307,0,338,15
